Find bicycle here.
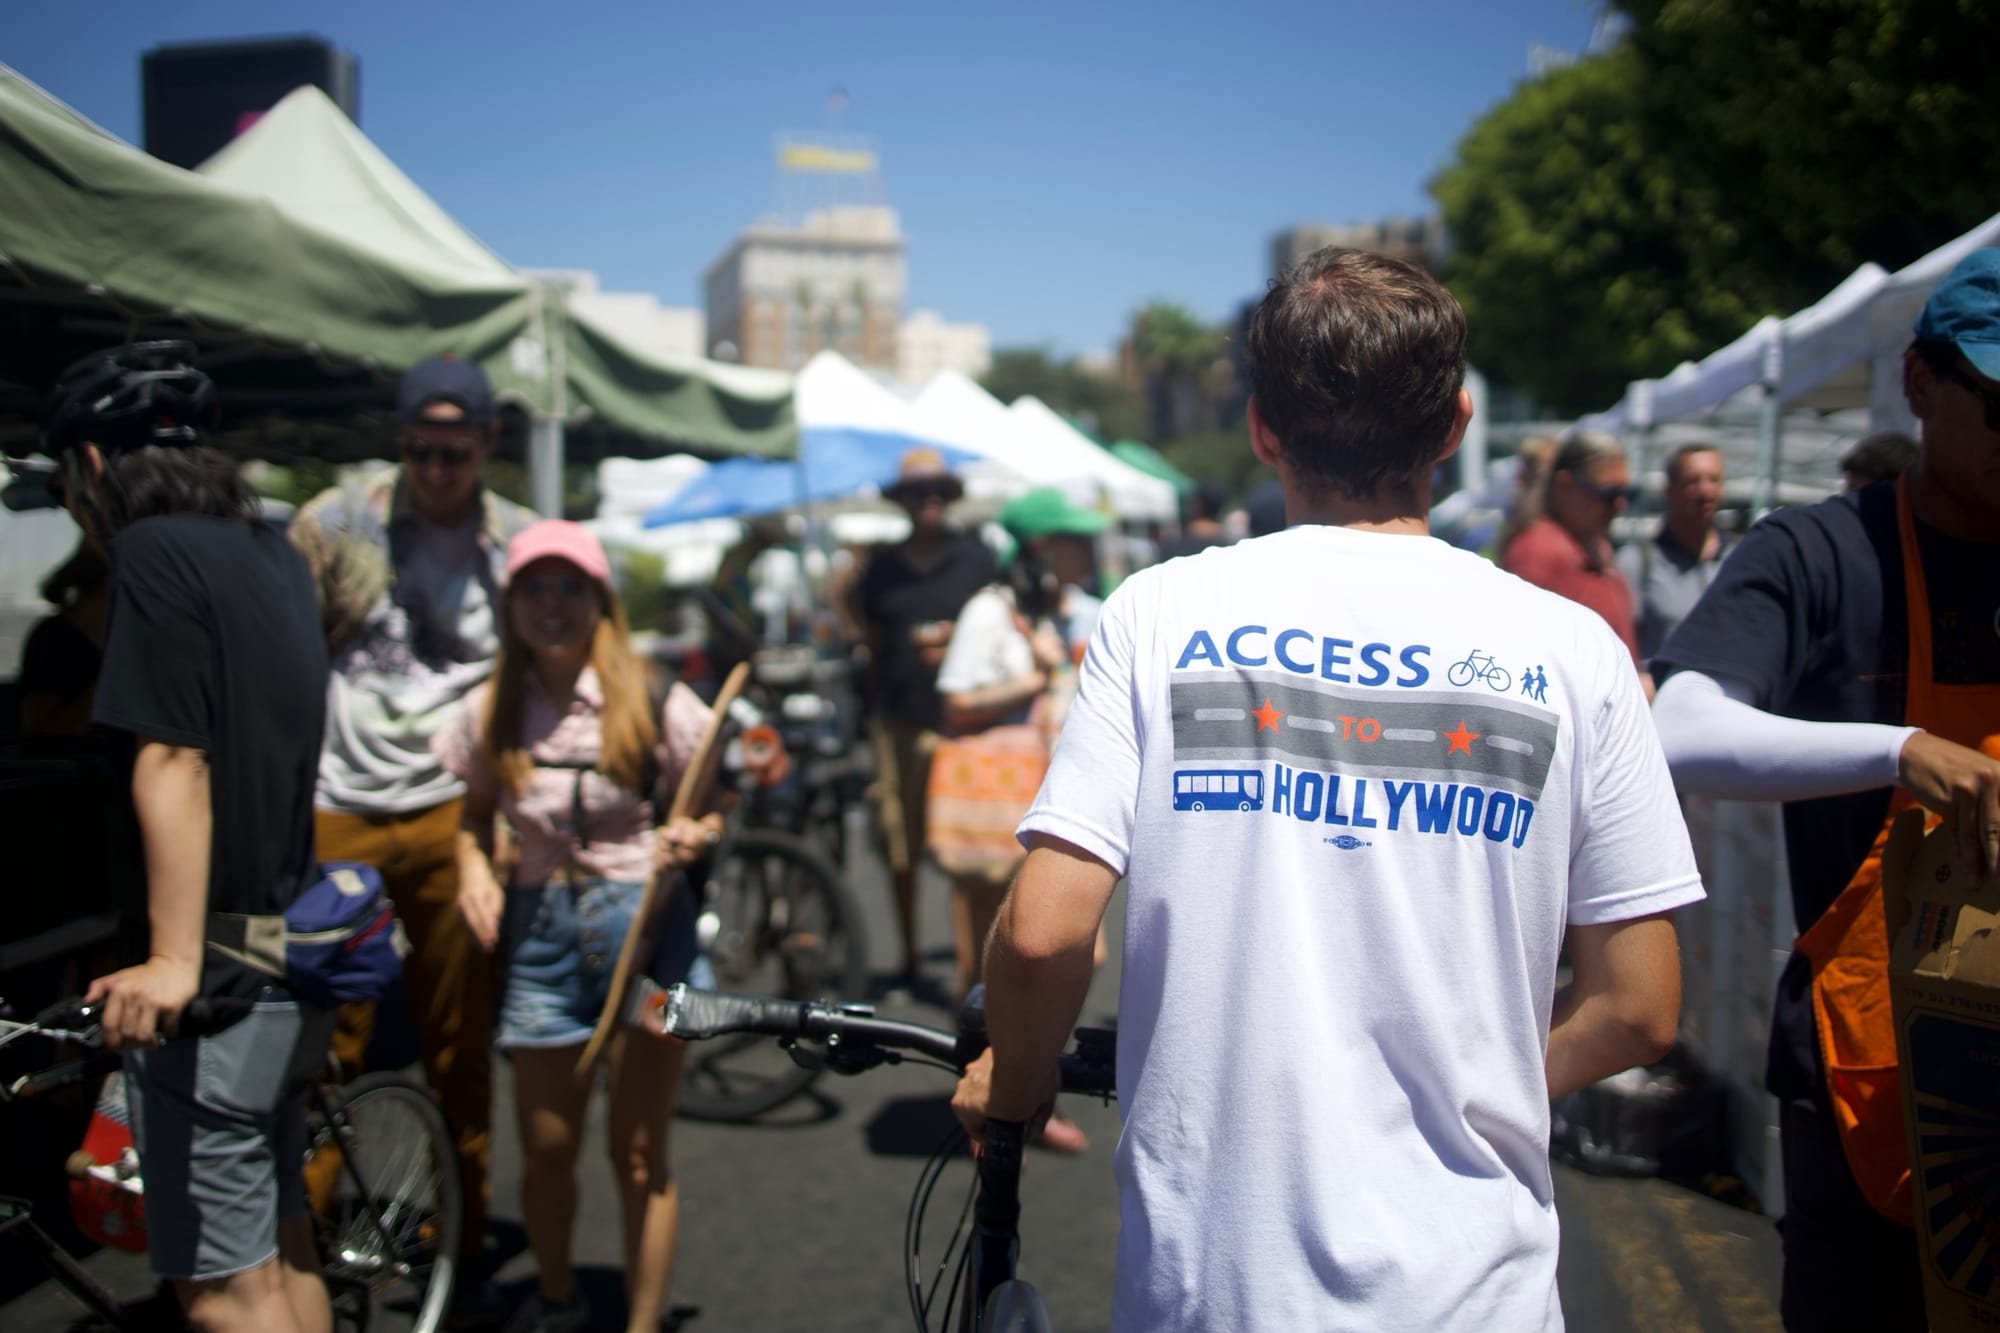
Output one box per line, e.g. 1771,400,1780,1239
673,687,872,1123
1446,648,1513,693
660,984,1117,1332
0,995,459,1333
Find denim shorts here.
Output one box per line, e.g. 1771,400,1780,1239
497,876,711,1049
123,995,337,1280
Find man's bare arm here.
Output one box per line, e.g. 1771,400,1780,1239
1546,913,1682,1101
86,740,212,1048
954,835,1120,1138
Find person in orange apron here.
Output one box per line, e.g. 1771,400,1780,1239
1649,247,2000,1332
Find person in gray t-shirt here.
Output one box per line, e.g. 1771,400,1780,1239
288,358,533,1289
1617,443,1732,670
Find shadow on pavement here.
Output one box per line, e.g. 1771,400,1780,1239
865,1093,965,1159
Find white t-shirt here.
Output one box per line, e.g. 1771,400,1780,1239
936,586,1034,698
1020,525,1704,1333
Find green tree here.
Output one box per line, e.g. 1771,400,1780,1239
980,348,1146,444
1614,0,2000,279
1130,302,1229,440
1432,44,1769,413
1432,0,2000,414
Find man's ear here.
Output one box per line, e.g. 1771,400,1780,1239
1247,398,1283,468
1904,349,1936,422
1433,387,1472,466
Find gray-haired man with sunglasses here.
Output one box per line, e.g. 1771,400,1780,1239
288,356,533,1309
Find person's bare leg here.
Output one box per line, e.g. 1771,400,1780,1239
277,1215,331,1333
176,1258,304,1333
605,1025,686,1333
511,1046,591,1305
893,865,921,976
955,874,1010,1001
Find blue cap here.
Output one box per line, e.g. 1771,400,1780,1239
396,355,495,425
1914,249,2000,381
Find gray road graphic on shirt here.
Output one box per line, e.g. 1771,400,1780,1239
1170,672,1560,799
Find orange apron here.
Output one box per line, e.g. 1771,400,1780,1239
1795,474,2000,1226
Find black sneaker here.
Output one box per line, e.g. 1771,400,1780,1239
501,1292,590,1333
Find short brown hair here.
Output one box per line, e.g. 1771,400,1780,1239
1246,247,1467,500
1664,443,1721,484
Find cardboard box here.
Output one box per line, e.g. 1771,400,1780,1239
1885,808,2000,1331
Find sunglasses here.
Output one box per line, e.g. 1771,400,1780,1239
1567,475,1635,504
514,571,594,600
1932,359,2000,432
400,440,478,467
895,483,957,505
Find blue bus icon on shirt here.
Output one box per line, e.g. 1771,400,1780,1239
1173,769,1265,812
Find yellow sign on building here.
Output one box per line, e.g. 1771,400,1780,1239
778,141,878,174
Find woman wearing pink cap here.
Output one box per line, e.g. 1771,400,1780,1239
434,519,715,1333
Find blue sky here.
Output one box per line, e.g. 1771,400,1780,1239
4,0,1601,358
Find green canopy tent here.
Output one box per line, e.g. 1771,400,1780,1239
1107,439,1195,494
0,68,792,506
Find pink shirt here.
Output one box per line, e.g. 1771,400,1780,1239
1501,517,1640,662
434,668,712,885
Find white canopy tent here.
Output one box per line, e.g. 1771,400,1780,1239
904,370,1041,504
1006,397,1180,522
1579,207,2000,509
905,371,1177,521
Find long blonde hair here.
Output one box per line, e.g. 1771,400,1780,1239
1496,435,1560,558
482,581,658,799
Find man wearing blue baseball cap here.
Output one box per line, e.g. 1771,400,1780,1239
1653,249,2000,1329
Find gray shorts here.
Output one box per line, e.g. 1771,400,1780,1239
123,995,335,1281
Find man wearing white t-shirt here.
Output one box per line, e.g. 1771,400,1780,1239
952,247,1702,1332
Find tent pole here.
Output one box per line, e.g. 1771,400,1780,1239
530,416,564,517
1753,336,1784,517
528,275,569,518
1753,387,1783,518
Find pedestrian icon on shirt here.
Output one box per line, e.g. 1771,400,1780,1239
1520,666,1548,704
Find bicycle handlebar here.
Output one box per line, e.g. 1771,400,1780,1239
663,985,1114,1330
661,985,1116,1096
35,995,250,1039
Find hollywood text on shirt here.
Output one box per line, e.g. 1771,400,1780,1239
1169,625,1560,852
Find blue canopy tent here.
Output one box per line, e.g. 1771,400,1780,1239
640,427,984,527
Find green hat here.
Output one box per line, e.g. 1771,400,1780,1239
998,487,1110,543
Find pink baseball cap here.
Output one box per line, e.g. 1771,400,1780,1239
505,519,612,588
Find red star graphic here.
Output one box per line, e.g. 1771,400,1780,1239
1444,720,1479,756
1251,698,1285,732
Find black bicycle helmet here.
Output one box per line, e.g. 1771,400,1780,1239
41,340,220,457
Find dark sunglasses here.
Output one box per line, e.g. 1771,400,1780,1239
1565,473,1635,504
515,571,593,600
400,440,478,467
894,482,957,505
1932,358,2000,432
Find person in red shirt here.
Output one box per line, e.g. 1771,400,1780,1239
1501,430,1641,673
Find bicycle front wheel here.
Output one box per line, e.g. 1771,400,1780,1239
680,828,869,1122
314,1072,460,1333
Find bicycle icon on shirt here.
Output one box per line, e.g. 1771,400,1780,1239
1447,648,1512,693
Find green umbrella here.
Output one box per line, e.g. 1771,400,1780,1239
1108,440,1196,494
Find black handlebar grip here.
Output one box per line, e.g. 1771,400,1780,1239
975,1117,1027,1236
663,986,812,1041
34,997,98,1031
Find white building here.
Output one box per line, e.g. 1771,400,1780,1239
702,206,908,370
898,308,991,384
523,268,706,362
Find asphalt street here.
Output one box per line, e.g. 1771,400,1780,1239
6,824,1784,1331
